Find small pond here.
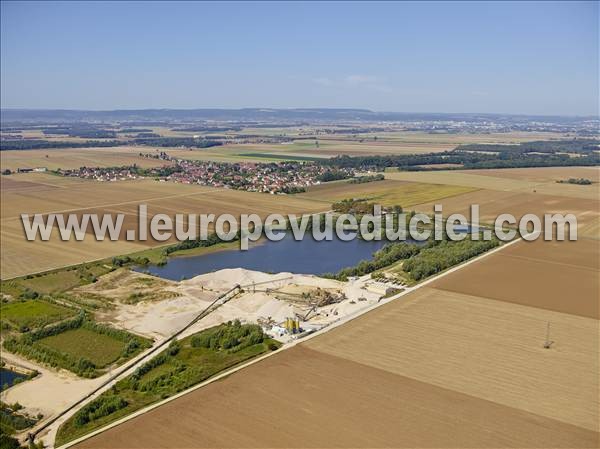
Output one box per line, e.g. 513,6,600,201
0,368,26,389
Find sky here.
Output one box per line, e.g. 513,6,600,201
1,1,598,116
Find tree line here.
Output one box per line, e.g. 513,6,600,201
322,139,600,171
323,234,500,282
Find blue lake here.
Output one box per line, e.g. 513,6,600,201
137,235,395,280
0,368,25,389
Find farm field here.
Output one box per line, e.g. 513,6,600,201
74,345,598,449
0,300,75,330
2,166,597,279
431,238,599,318
386,166,600,200
410,189,600,237
392,169,600,237
4,318,152,378
37,328,127,368
298,179,476,207
307,288,599,431
0,170,475,280
163,131,574,162
463,166,600,183
0,174,325,279
0,147,171,171
1,265,112,297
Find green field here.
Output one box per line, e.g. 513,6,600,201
299,179,477,207
3,316,152,378
0,263,112,299
239,152,322,162
37,328,128,368
0,299,76,330
56,322,280,446
19,265,111,294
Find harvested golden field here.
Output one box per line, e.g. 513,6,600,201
163,139,454,163
579,216,600,239
1,223,146,280
298,179,476,207
432,238,599,319
463,166,600,183
307,287,599,431
0,174,325,278
164,131,572,162
386,168,536,190
410,188,600,236
74,345,597,449
386,167,600,200
0,147,170,171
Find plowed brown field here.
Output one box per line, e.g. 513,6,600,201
432,238,599,318
75,346,598,449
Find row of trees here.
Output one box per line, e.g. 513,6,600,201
557,177,593,185
332,198,377,214
131,137,222,148
0,136,224,151
455,139,600,154
323,242,422,281
73,396,128,427
42,128,117,138
323,233,500,282
0,139,121,150
322,139,600,171
316,169,353,182
403,238,500,281
348,174,385,184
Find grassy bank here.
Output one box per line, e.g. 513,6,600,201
0,299,76,331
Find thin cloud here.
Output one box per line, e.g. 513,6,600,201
312,74,393,93
312,77,334,86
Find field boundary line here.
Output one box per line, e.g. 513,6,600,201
498,252,599,271
54,232,530,449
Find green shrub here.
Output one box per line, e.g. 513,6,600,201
73,396,128,427
403,238,499,281
190,321,264,353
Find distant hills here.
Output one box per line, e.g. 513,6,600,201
1,108,595,124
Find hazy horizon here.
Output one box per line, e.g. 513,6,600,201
1,106,598,119
0,106,600,121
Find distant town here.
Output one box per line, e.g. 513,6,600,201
56,156,354,194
